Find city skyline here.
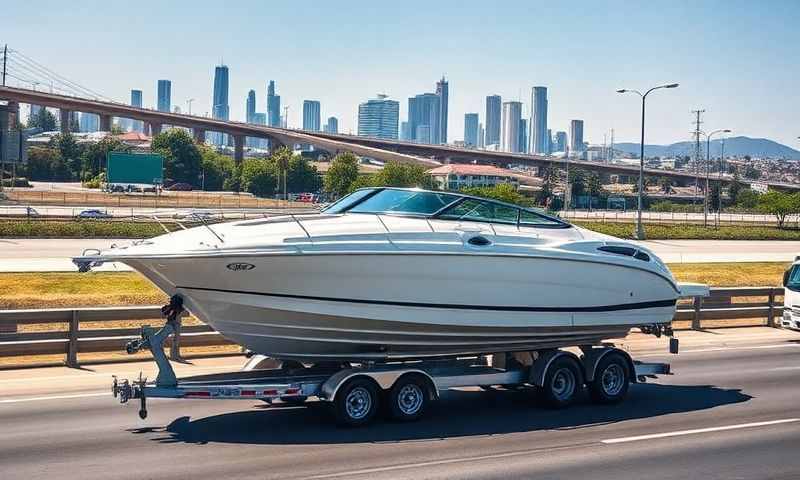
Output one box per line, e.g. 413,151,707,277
4,1,800,146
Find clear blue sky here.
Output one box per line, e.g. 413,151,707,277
4,0,799,147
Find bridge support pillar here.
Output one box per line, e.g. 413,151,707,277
193,128,206,144
148,122,162,136
59,109,72,134
99,114,112,132
233,134,245,164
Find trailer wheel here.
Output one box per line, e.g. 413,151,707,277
589,353,630,404
334,378,380,427
538,356,581,408
388,374,429,422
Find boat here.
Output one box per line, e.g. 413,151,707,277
73,187,683,361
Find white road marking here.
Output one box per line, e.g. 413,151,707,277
601,418,800,444
0,364,241,385
0,391,109,404
636,342,800,358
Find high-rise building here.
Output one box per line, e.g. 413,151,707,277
324,116,339,134
249,112,267,148
464,113,479,147
546,128,552,154
79,112,99,132
407,93,439,144
302,100,321,131
358,94,399,139
436,76,448,144
157,80,171,113
266,80,280,127
246,90,256,123
478,123,485,148
569,119,584,154
554,131,567,153
501,101,522,153
530,86,548,154
400,121,411,141
415,125,431,144
485,95,501,147
130,89,143,132
212,65,230,145
518,118,528,154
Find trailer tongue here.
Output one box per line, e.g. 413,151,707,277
112,296,674,427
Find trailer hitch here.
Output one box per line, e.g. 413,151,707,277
122,295,184,387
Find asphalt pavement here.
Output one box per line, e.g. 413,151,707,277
1,327,799,479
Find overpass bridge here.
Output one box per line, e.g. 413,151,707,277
2,85,797,191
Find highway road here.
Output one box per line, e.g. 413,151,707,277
2,237,799,272
1,327,799,479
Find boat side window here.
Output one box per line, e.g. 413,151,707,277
439,198,519,224
348,189,460,215
519,209,566,227
786,265,800,291
322,188,378,213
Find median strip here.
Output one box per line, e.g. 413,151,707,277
0,391,109,404
601,418,800,444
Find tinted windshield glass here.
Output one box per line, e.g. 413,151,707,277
322,189,377,213
349,189,459,215
519,209,565,227
787,265,800,290
439,198,519,224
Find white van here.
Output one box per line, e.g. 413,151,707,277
782,259,800,330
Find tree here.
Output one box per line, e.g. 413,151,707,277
372,161,436,190
79,137,129,179
658,176,674,194
736,188,759,209
287,155,323,193
708,182,721,212
536,166,558,207
151,129,202,186
27,109,57,132
240,158,278,197
52,132,82,180
460,183,532,207
743,163,761,180
585,172,603,211
199,146,236,191
324,152,360,197
757,191,800,228
25,147,65,181
728,171,743,205
568,168,587,198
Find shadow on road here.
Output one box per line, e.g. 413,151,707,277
144,383,750,445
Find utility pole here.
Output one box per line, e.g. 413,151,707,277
2,44,7,86
691,109,705,205
610,129,615,163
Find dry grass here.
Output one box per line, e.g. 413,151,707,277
0,262,788,311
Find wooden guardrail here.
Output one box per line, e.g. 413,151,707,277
0,287,787,368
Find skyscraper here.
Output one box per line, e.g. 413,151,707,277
501,101,522,153
530,86,548,154
400,121,410,141
485,95,501,147
554,131,567,153
126,90,144,132
358,94,399,139
478,123,485,148
157,80,171,113
464,113,479,147
436,76,448,144
266,80,280,127
518,118,528,154
407,93,439,144
546,128,552,154
79,112,99,132
212,65,230,145
246,90,256,123
303,100,321,131
569,119,584,154
324,116,339,134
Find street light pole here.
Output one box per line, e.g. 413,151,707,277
703,128,731,226
716,137,726,227
616,83,679,240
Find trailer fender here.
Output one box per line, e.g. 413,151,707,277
528,350,583,388
581,348,637,384
320,368,437,401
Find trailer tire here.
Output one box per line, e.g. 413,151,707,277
588,352,630,404
538,356,581,408
388,374,429,422
333,377,380,427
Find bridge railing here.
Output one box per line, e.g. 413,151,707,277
0,286,786,369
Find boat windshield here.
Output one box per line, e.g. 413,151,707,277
324,188,568,227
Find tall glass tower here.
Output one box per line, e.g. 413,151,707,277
407,93,439,144
530,86,548,154
246,90,256,123
358,94,399,139
485,95,501,147
302,100,321,131
130,89,143,132
501,101,522,153
436,77,448,144
464,113,479,147
212,65,230,145
157,80,171,113
267,80,280,127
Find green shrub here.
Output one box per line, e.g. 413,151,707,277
0,220,170,238
577,221,800,240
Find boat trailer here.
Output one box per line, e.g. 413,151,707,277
113,296,674,426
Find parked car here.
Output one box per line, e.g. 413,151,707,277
165,182,193,191
77,209,113,219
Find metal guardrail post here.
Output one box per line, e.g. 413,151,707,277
767,288,776,328
692,295,702,330
67,310,79,367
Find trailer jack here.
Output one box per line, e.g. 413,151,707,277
122,295,183,389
